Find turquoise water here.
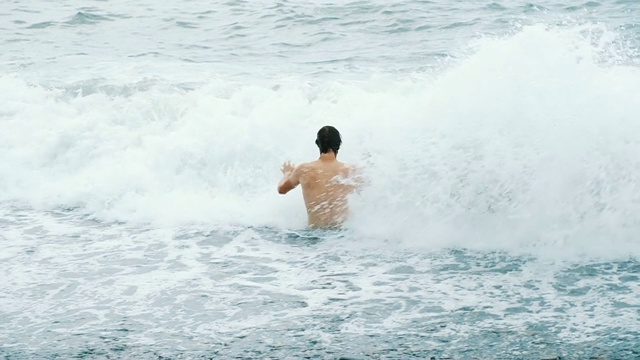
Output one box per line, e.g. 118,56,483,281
1,0,640,358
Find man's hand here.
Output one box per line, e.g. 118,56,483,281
278,161,299,195
281,161,295,175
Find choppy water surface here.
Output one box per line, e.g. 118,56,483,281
1,0,640,358
3,209,638,358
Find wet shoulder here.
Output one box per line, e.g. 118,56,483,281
299,160,351,176
338,162,357,176
295,162,313,174
294,162,315,182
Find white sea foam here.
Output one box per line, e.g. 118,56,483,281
1,24,639,260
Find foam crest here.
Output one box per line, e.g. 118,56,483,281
1,24,639,259
349,24,640,259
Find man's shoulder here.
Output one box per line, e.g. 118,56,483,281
295,161,331,176
298,160,353,173
339,162,357,173
295,162,313,171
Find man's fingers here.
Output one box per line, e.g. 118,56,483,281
281,161,295,174
281,161,294,174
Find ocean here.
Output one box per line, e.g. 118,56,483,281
1,0,639,358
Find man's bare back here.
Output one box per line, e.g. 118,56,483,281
284,157,356,228
277,126,359,228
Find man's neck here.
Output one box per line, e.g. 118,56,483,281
319,152,337,162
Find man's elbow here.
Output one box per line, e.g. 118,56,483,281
278,181,296,194
277,183,289,194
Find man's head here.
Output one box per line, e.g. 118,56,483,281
315,126,341,154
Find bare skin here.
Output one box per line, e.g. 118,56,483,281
278,151,359,228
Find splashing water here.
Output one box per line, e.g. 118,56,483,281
2,24,639,260
1,20,640,359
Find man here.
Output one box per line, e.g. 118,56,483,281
277,126,360,228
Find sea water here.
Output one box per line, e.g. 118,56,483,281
1,0,639,358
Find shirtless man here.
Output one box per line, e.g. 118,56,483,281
277,126,360,228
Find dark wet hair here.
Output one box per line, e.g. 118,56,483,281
315,125,341,154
